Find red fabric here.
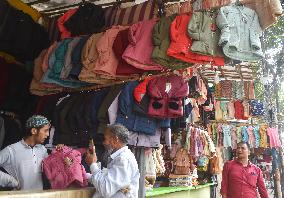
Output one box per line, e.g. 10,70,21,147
167,14,224,66
57,9,78,40
234,100,245,120
113,28,144,75
134,77,154,103
221,160,269,198
147,75,189,118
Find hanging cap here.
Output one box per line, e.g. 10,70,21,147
26,115,50,128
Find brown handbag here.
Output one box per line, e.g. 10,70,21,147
174,148,191,175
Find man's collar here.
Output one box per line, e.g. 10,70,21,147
20,139,41,149
110,146,128,160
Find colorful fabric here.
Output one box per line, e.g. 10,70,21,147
222,125,232,148
26,115,50,128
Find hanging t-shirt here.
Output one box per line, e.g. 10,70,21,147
247,126,255,148
222,125,232,148
267,127,281,148
250,100,264,116
259,125,268,148
234,100,245,120
241,126,249,143
253,126,260,148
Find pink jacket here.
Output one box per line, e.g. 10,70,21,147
57,9,78,40
94,26,128,77
147,75,189,118
42,146,88,189
122,19,164,71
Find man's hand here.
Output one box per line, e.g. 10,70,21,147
86,149,97,166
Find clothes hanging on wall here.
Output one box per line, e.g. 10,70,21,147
0,1,49,62
207,122,281,149
63,3,105,37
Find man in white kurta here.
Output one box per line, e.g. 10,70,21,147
86,124,140,198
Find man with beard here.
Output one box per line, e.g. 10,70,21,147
0,115,51,190
86,124,140,198
221,141,269,198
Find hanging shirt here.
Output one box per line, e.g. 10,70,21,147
0,140,48,190
88,146,140,198
267,127,281,148
242,126,249,143
247,126,255,148
222,125,232,148
253,126,260,148
259,125,268,148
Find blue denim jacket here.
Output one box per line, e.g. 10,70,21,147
116,81,158,135
217,4,264,61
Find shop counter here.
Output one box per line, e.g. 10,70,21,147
0,187,95,198
0,183,213,198
146,183,213,198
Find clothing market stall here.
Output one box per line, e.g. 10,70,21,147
0,0,283,198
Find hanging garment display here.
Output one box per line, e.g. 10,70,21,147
122,19,164,71
79,32,113,84
187,11,224,58
115,81,158,135
266,127,281,148
113,28,144,75
240,0,283,29
0,1,49,62
68,36,90,80
167,13,224,66
250,99,265,116
63,3,105,37
216,4,264,61
152,14,191,69
60,37,81,79
147,75,189,118
93,26,129,78
57,9,78,40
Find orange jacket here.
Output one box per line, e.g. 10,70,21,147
167,14,224,66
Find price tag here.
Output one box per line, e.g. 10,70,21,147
165,83,172,93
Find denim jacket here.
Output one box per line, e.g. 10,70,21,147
216,4,264,61
116,81,158,135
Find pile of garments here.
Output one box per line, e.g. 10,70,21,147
207,123,282,149
31,2,270,95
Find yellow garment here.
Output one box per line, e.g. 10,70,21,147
259,125,268,148
7,0,41,22
0,52,16,63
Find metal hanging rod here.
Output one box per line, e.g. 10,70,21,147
26,0,49,6
42,0,134,16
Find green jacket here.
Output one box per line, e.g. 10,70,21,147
151,14,192,69
188,11,224,57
